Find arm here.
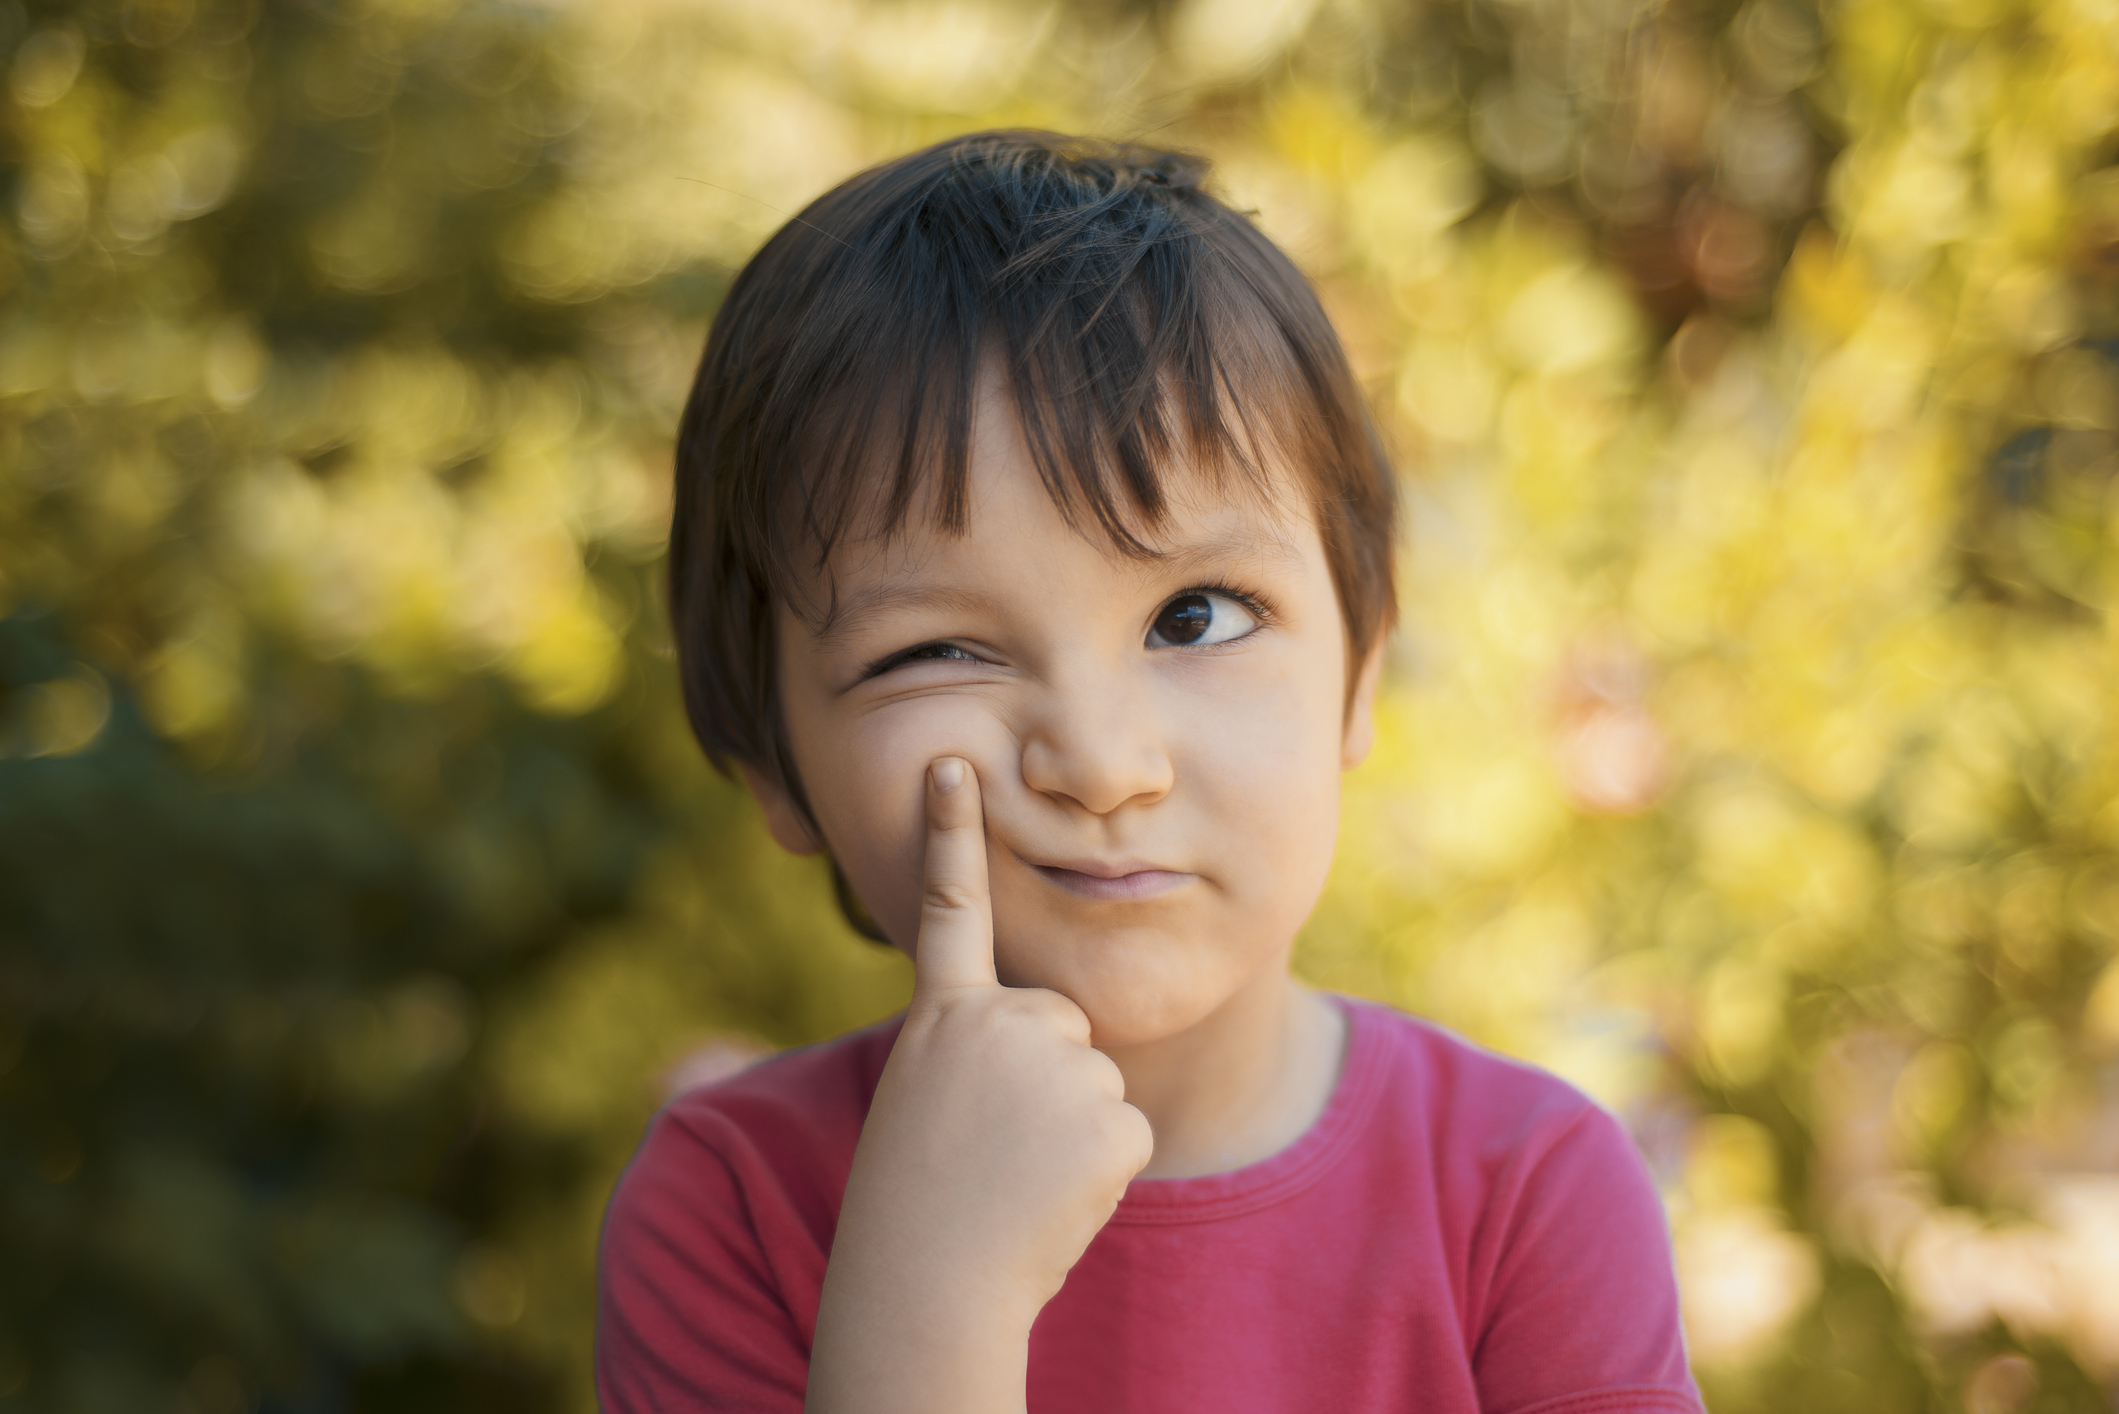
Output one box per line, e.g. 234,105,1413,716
805,758,1154,1414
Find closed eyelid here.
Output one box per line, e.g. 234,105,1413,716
860,640,985,679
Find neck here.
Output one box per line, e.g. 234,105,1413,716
1101,970,1345,1181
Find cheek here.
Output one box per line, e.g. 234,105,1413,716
801,694,1020,948
1168,648,1348,911
1183,638,1345,789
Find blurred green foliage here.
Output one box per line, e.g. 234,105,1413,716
1,0,2116,1410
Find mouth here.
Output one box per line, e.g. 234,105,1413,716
1030,858,1193,902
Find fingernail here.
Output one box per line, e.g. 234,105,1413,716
931,757,964,792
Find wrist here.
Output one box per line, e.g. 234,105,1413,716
808,1263,1034,1414
822,1245,1044,1345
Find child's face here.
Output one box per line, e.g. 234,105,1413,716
750,382,1379,1049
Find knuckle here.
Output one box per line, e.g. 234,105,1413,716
1000,987,1053,1019
921,880,983,914
1118,1106,1155,1166
1080,1048,1125,1097
995,993,1042,1026
1024,987,1087,1028
1094,1104,1154,1172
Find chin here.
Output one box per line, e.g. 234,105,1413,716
995,921,1255,1050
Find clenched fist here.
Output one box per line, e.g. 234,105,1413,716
805,757,1155,1414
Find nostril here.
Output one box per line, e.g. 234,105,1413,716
1019,730,1174,817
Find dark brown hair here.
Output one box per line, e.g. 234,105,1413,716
669,130,1396,929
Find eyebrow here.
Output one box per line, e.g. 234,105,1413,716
809,521,1308,647
810,584,991,646
1147,525,1307,582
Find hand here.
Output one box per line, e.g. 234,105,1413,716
805,757,1154,1414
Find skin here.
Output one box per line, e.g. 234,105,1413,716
740,372,1383,1414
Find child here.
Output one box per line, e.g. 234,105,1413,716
598,131,1701,1414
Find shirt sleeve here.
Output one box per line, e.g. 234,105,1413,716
595,1105,814,1414
1469,1104,1704,1414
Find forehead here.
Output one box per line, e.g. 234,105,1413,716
791,393,1316,637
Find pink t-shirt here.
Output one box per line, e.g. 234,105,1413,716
597,996,1703,1413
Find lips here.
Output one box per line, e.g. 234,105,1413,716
1029,857,1192,902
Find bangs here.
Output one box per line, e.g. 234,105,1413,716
783,199,1304,582
702,133,1360,616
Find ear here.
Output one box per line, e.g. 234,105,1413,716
1341,640,1385,770
738,761,823,855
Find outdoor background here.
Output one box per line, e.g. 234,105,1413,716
2,0,2117,1409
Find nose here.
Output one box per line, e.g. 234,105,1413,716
1018,669,1175,816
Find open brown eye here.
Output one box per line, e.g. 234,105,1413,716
1147,590,1259,649
1152,594,1213,646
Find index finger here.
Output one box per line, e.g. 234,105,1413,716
913,756,998,993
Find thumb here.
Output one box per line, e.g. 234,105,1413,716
913,756,997,993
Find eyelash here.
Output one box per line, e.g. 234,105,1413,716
1180,582,1276,632
860,582,1277,680
860,641,974,681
